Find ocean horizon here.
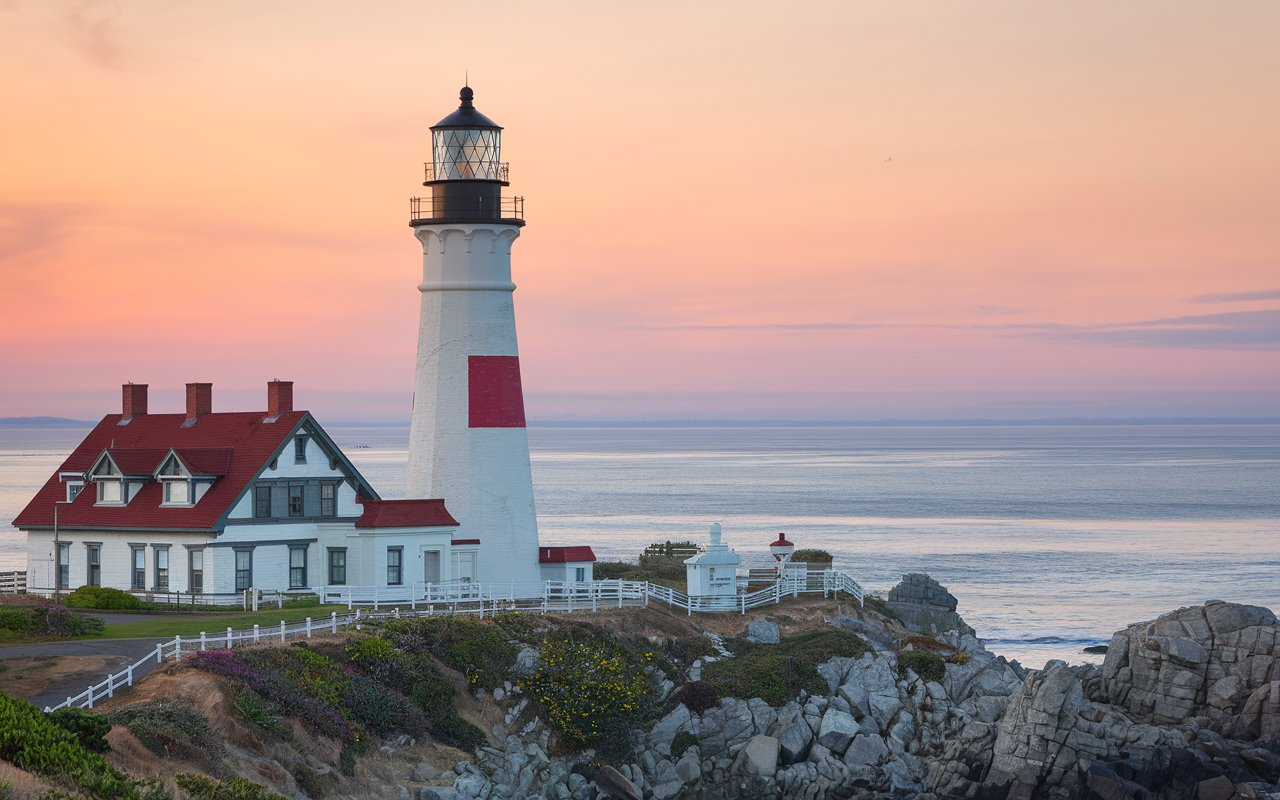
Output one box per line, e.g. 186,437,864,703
3,422,1277,669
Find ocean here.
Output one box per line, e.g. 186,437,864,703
3,423,1278,668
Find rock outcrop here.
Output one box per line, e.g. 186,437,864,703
441,580,1280,800
887,572,976,637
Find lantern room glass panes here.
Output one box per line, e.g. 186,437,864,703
432,128,502,180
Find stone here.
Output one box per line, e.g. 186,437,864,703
843,733,888,769
1195,774,1235,800
650,781,683,800
816,709,859,755
594,766,641,800
737,735,780,777
745,618,781,644
514,646,540,677
777,719,814,765
412,763,442,782
675,754,701,783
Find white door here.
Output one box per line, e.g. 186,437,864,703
423,550,441,583
452,552,476,583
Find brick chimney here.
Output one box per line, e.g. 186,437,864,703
121,383,148,420
185,383,213,424
267,380,293,419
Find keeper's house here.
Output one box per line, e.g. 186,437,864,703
14,381,475,597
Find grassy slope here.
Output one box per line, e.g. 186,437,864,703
99,606,350,639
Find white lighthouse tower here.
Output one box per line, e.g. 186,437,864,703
406,86,542,587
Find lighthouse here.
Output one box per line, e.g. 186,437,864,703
405,86,542,587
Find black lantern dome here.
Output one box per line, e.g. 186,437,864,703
411,85,523,226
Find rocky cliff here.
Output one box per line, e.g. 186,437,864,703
437,582,1280,800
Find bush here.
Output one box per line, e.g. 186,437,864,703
779,629,869,663
109,702,225,765
671,731,700,760
701,652,826,706
48,708,112,752
0,690,141,799
65,586,143,611
673,681,718,714
591,561,639,580
0,607,37,634
521,636,653,748
898,649,946,683
0,605,104,639
428,714,486,752
665,636,716,667
175,773,287,800
43,605,105,637
790,549,833,565
384,617,518,690
190,650,351,741
230,686,283,735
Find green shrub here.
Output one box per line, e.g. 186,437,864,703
790,549,833,564
0,607,37,634
43,605,105,637
671,731,700,760
65,586,143,611
491,611,540,644
428,714,486,752
384,617,518,689
108,702,225,765
665,636,717,667
701,651,826,706
0,690,141,799
337,742,358,777
229,686,283,735
48,708,112,752
521,636,652,748
898,649,945,682
175,773,287,800
591,561,639,580
778,629,869,663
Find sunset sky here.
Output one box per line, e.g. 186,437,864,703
2,1,1277,422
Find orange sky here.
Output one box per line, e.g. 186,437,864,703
1,1,1277,421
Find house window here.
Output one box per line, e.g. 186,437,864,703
189,549,204,594
328,549,346,585
164,480,189,505
288,485,304,517
294,435,308,464
98,480,122,504
253,485,272,518
320,483,336,517
387,547,402,586
67,482,83,502
57,543,70,589
131,546,146,590
289,545,308,589
235,549,253,591
86,544,101,587
154,547,169,591
574,567,586,582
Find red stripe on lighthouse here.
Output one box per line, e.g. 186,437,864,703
468,356,527,428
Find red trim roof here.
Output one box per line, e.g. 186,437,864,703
174,448,233,476
450,539,480,545
538,546,596,564
354,498,458,529
101,449,170,476
13,411,307,531
770,535,793,547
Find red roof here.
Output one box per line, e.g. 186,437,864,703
13,411,308,531
538,546,596,564
354,498,458,529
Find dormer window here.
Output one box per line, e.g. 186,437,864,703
294,435,309,464
92,458,124,505
157,454,193,507
67,482,83,502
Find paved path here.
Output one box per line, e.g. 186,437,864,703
0,637,169,710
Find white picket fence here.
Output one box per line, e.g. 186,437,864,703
0,571,27,594
43,571,864,714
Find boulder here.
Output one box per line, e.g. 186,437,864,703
886,573,975,636
735,735,780,777
594,765,642,800
776,719,813,765
816,709,859,755
513,646,540,677
745,618,781,644
412,763,442,783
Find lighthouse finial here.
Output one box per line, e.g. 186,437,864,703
459,81,474,109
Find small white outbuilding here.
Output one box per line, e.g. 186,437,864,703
684,522,741,597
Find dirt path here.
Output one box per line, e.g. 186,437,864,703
0,637,168,709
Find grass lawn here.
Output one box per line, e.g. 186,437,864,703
101,605,351,639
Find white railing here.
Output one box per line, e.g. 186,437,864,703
0,571,26,594
43,571,864,713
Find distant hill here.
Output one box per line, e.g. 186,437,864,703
0,417,93,428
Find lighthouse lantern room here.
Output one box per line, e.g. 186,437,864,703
406,86,542,589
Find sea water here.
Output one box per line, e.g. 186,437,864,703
2,423,1277,668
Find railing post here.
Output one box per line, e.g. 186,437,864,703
331,611,337,633
306,617,312,638
154,643,163,664
227,627,233,648
253,623,260,642
373,585,379,611
200,631,207,651
86,685,94,709
347,588,353,611
174,637,182,662
127,663,134,686
280,621,286,642
107,675,114,698
411,583,417,611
